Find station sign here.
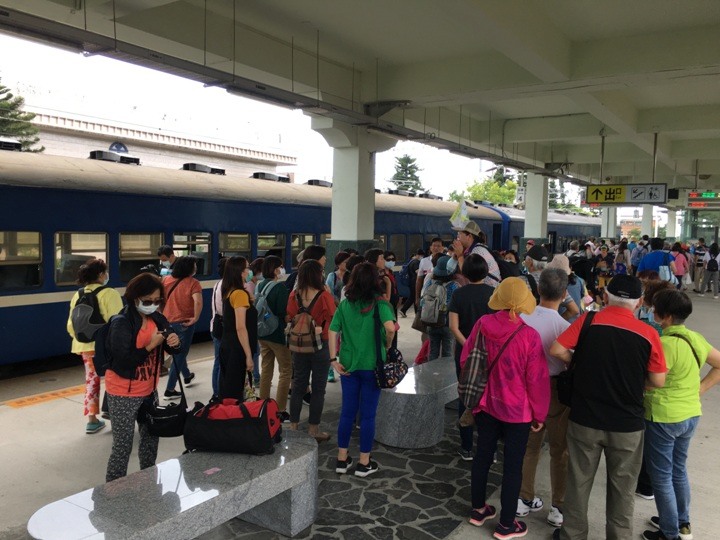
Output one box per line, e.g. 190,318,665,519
687,191,720,208
585,183,667,205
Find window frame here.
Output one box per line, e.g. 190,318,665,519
54,231,109,286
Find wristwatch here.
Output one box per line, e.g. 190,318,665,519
330,357,338,362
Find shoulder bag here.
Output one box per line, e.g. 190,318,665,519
144,353,188,437
556,311,596,407
373,303,408,389
211,283,223,340
671,334,702,370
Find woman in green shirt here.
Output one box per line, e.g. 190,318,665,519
642,289,720,540
329,262,395,478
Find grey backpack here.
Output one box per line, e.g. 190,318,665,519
70,286,109,343
256,281,280,337
420,281,449,327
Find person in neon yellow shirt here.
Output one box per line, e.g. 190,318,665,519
641,289,720,540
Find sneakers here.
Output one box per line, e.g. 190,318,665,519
547,505,563,527
635,487,655,500
649,517,692,540
335,456,353,474
516,496,543,517
493,519,528,539
399,310,407,318
164,389,182,400
354,459,379,477
642,530,680,540
278,411,290,423
697,294,705,297
183,372,195,385
457,448,474,461
469,504,497,526
327,369,336,383
86,420,106,434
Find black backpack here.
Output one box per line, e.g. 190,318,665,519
481,245,520,282
91,313,124,376
71,286,109,343
708,256,719,272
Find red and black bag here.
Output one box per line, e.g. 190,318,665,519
183,398,282,455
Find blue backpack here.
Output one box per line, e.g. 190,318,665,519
397,262,412,298
256,281,280,337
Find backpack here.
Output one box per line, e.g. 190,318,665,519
420,281,450,327
614,252,628,275
70,285,109,343
708,256,719,272
480,245,520,282
397,262,412,298
91,313,124,376
286,291,324,353
256,281,280,337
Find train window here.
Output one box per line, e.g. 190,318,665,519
408,234,423,257
119,233,164,282
389,234,407,262
173,232,211,276
0,231,42,290
219,233,252,260
319,234,331,246
55,232,108,285
374,235,387,249
291,234,315,268
258,233,286,262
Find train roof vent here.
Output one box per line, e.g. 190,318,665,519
388,189,414,196
89,150,140,165
182,163,226,175
307,179,332,188
474,200,494,206
0,137,22,151
252,171,290,182
419,193,442,200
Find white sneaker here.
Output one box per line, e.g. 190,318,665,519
547,505,563,527
516,496,543,517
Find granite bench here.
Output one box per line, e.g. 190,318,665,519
374,355,458,449
27,431,318,540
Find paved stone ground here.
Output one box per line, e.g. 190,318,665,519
200,405,504,540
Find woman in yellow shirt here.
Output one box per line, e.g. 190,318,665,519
66,259,123,434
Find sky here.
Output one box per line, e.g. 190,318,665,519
0,32,485,199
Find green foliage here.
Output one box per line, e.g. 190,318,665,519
465,178,518,205
448,190,466,203
0,79,43,152
628,227,642,239
391,154,423,193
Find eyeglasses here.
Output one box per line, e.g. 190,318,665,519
386,258,396,262
140,299,162,306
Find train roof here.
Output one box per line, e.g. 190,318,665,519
495,204,601,226
0,152,502,221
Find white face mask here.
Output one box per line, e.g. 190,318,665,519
102,274,110,286
136,301,159,315
385,261,395,270
160,260,171,269
446,258,458,274
278,266,286,277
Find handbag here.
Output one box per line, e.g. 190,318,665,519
244,370,258,401
144,354,188,437
411,308,427,333
211,285,223,339
457,324,523,427
373,303,408,389
184,398,282,455
659,253,679,286
556,311,596,407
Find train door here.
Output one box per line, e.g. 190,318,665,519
547,231,556,253
492,224,502,251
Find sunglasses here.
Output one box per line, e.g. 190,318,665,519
139,299,163,306
386,258,396,262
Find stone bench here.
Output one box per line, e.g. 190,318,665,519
374,356,458,449
27,431,317,539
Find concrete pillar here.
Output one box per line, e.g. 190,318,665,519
666,210,677,239
641,204,654,237
601,207,617,238
310,116,395,267
524,173,548,242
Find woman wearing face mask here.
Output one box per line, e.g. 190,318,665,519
104,272,180,481
162,256,203,399
256,255,291,419
67,258,123,434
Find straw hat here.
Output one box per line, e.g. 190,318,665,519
488,277,536,316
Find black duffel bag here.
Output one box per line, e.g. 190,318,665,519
184,398,282,455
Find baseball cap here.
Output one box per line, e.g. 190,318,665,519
526,239,535,246
526,245,549,262
451,220,482,237
607,275,642,299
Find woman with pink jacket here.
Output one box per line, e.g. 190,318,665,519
460,277,550,540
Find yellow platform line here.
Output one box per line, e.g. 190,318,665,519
4,385,86,408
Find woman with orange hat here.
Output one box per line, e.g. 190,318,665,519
460,277,550,539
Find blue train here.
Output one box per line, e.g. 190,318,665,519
0,151,600,367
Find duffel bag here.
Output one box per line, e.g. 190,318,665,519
183,398,282,455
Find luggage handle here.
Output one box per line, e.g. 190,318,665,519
195,398,270,419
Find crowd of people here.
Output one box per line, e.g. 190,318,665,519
65,227,720,539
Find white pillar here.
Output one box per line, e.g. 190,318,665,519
666,210,677,239
641,204,654,237
601,207,617,238
524,173,548,240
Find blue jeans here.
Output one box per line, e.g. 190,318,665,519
166,323,194,392
645,417,699,538
338,370,381,453
428,326,453,361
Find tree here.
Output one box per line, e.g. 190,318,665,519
391,154,423,193
628,227,642,239
548,179,560,209
466,178,518,205
0,79,43,152
448,190,466,203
